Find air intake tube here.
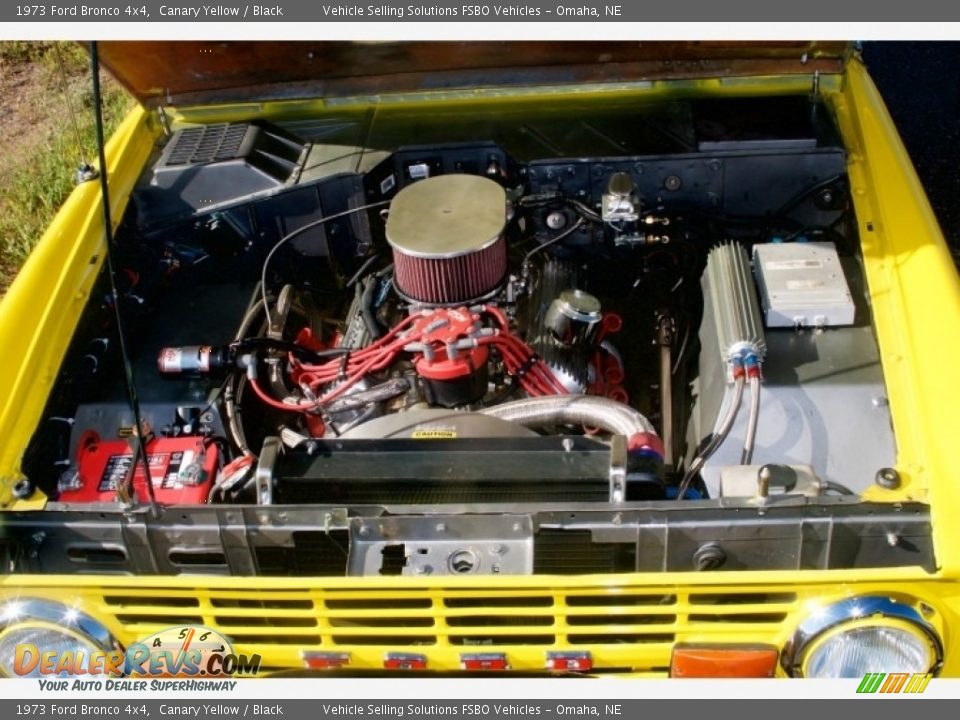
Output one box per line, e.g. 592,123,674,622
479,395,663,460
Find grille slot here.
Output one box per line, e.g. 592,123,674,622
447,615,554,627
229,634,321,645
445,596,553,609
566,614,676,626
450,635,555,646
115,614,205,625
688,613,787,624
566,594,676,607
328,617,435,628
214,616,318,628
332,635,436,646
104,595,199,607
325,597,432,610
568,633,675,645
210,598,313,610
689,592,797,605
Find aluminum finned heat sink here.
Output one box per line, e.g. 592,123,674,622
702,243,766,368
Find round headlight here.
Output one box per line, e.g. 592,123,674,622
0,623,103,677
783,596,942,678
0,599,117,678
802,622,937,678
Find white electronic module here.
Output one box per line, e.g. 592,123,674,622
752,241,855,327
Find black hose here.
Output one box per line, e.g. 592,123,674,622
675,376,745,500
233,337,351,364
345,254,380,289
223,377,248,454
360,276,383,340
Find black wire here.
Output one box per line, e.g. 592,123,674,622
345,254,380,289
232,337,351,364
486,379,522,405
781,226,847,244
523,218,585,262
774,174,844,217
566,198,602,223
260,200,390,331
89,41,157,513
197,375,232,419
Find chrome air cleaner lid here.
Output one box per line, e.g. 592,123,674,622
385,174,506,259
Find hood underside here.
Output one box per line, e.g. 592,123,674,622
95,41,850,107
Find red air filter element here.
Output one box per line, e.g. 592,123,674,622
386,174,508,305
393,239,507,305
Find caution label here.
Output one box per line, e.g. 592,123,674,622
411,428,458,439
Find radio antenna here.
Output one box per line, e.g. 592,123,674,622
88,41,158,516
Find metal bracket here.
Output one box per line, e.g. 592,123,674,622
157,105,172,136
609,434,627,503
348,515,533,576
75,163,99,184
255,436,282,505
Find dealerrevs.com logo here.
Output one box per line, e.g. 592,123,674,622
14,625,261,680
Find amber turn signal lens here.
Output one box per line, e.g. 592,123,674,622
670,644,779,678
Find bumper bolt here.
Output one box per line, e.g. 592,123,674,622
12,479,34,499
875,467,901,490
693,542,726,571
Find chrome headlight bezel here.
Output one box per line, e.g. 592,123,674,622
0,598,119,677
782,596,943,678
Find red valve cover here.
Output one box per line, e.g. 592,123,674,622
61,435,217,505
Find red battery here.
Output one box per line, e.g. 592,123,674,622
61,435,217,505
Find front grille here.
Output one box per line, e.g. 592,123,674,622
77,584,800,674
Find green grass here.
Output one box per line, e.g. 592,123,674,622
0,40,59,64
0,41,133,293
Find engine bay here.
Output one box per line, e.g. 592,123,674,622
10,92,930,577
